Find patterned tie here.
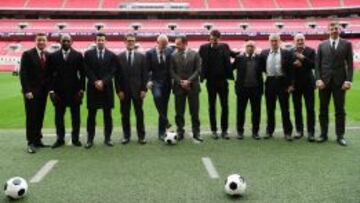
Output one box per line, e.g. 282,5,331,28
40,51,46,69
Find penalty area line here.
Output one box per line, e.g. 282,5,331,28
202,157,219,179
30,160,59,183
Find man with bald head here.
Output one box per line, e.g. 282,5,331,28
48,34,85,148
145,34,174,140
259,33,295,141
291,33,316,142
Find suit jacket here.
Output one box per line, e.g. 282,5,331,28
115,50,147,99
292,46,316,88
259,48,295,87
170,49,202,95
84,48,117,109
315,38,353,85
19,47,50,95
48,48,85,106
199,43,233,81
232,53,264,94
145,46,174,84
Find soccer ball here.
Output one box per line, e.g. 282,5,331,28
224,174,247,196
164,131,178,145
4,177,28,200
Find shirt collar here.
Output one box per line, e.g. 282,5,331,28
245,52,255,58
330,37,340,44
62,48,71,54
271,48,280,53
96,47,105,53
35,47,44,56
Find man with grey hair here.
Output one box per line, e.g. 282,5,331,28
48,34,85,148
291,33,316,142
259,33,295,141
145,34,174,140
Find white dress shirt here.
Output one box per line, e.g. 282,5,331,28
266,48,282,76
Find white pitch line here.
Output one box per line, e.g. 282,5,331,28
30,160,58,183
202,157,219,179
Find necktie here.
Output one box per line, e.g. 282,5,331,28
98,49,103,60
40,51,46,69
64,51,69,61
128,51,132,67
159,50,164,64
332,41,336,50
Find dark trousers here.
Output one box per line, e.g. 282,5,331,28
206,81,229,133
24,88,47,145
120,95,145,139
175,91,200,136
55,104,80,142
265,77,293,135
87,107,112,142
292,84,315,134
151,81,171,135
319,81,346,138
236,86,262,135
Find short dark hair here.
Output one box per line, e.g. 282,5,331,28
35,33,47,38
175,35,187,44
125,33,136,40
95,32,106,39
210,29,221,38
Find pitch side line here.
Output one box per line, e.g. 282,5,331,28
30,160,58,183
202,157,219,179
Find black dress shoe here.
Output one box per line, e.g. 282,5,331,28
121,138,130,145
72,140,82,147
263,133,273,139
84,142,93,149
138,139,147,145
252,134,261,140
317,135,328,143
308,133,315,142
34,141,50,148
193,135,204,142
212,132,219,140
294,131,304,139
178,134,184,141
166,123,172,130
51,140,65,149
221,132,230,140
237,133,244,140
27,144,36,154
104,140,114,147
158,134,165,141
337,138,347,146
284,134,293,142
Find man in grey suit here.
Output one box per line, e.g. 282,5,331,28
115,34,147,145
170,35,203,142
315,22,354,146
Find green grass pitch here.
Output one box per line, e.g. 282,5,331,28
0,72,359,202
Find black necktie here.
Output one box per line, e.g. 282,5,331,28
159,50,164,64
99,49,103,60
332,41,336,50
128,51,132,66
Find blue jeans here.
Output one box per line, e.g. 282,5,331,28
151,81,171,135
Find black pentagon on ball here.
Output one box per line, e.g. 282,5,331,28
167,140,172,144
12,178,22,185
229,182,238,190
4,182,7,191
174,136,178,140
18,188,25,196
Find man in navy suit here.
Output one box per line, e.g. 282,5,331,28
146,34,174,140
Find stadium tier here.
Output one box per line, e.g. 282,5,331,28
0,0,359,9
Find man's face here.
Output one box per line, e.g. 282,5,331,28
125,36,136,50
209,35,219,46
35,36,47,50
270,38,280,50
175,38,186,52
157,38,168,50
295,37,305,48
246,44,255,55
96,36,106,49
329,25,340,39
61,37,72,51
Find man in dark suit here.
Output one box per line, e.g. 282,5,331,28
145,34,173,140
259,33,294,141
199,30,233,139
83,33,117,149
291,33,316,142
315,22,353,146
170,35,203,142
232,41,263,140
20,33,50,153
115,34,147,145
48,34,85,148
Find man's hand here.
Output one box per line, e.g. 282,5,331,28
341,81,352,91
94,80,104,91
25,92,34,100
180,80,191,91
293,59,303,68
316,80,326,90
49,91,60,104
295,52,305,60
146,81,154,90
287,85,295,93
117,91,125,101
140,91,146,99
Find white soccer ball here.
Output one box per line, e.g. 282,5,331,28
224,174,247,196
4,177,28,200
164,131,178,145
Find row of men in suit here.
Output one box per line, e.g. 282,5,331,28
19,21,353,154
